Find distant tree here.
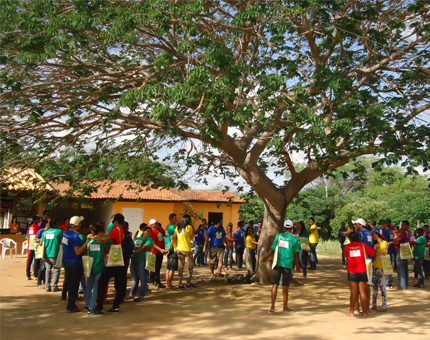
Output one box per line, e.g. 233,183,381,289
1,1,429,282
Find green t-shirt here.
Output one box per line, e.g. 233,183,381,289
165,224,176,250
41,228,63,258
107,223,114,233
88,239,105,274
132,237,153,262
413,236,426,259
298,230,310,238
77,232,87,244
271,232,301,269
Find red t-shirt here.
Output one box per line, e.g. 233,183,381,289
151,227,165,254
59,223,68,232
345,242,375,273
27,224,40,250
109,226,125,245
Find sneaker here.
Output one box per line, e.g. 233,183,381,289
178,284,186,289
67,307,80,313
186,283,197,289
108,307,119,313
52,287,62,292
84,306,90,311
45,287,51,292
158,283,166,289
134,297,144,302
89,309,103,316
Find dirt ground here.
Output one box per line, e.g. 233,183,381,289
1,255,429,340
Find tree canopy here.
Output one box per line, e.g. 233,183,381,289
1,0,429,282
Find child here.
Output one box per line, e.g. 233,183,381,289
371,228,388,312
345,231,375,317
411,226,426,288
245,227,258,277
85,224,106,313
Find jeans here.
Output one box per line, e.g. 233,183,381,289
36,259,46,285
96,265,127,310
130,260,149,298
45,258,60,290
396,252,409,289
414,258,424,285
204,249,208,264
194,245,204,265
149,253,164,285
26,250,35,278
299,250,308,277
245,248,256,275
341,243,346,264
63,262,83,310
235,247,244,268
309,243,318,269
85,272,102,310
224,247,234,269
423,259,430,279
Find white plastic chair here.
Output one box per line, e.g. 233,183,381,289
22,240,28,257
0,238,18,259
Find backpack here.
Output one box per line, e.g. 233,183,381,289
122,232,134,260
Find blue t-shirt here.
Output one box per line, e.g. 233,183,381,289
358,229,373,259
36,228,45,239
234,228,246,248
194,230,205,246
62,230,83,264
382,228,395,255
207,225,226,249
338,228,347,244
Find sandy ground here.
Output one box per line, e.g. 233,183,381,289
1,255,429,340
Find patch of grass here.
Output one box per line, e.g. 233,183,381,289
316,239,343,257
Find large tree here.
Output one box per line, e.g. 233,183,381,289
1,0,429,283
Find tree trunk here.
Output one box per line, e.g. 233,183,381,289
252,197,287,284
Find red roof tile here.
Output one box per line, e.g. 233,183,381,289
1,168,54,192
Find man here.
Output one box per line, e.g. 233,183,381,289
92,213,127,315
204,220,228,280
411,226,426,288
338,222,348,265
62,216,90,312
391,220,412,290
261,219,301,314
35,220,47,288
41,219,63,292
387,219,395,231
308,217,320,270
234,220,246,271
201,218,209,265
380,219,395,289
149,219,167,288
40,210,51,229
26,216,41,280
165,213,179,289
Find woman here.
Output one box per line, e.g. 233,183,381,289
9,216,19,234
224,223,235,270
297,221,309,278
127,225,153,302
245,227,258,277
169,215,196,289
194,224,205,267
371,229,388,312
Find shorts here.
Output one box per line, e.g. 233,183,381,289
167,251,179,271
208,248,224,265
348,272,368,283
272,266,293,287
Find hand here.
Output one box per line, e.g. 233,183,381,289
203,247,206,253
87,234,95,240
296,266,302,273
261,256,267,263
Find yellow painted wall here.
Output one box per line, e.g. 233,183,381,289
113,201,240,233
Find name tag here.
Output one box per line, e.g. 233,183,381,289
135,240,142,248
279,240,289,248
46,233,55,240
90,244,100,252
367,235,372,243
350,250,361,257
62,238,68,246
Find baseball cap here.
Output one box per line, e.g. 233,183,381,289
70,216,84,226
378,219,388,225
416,226,424,230
352,218,366,227
149,219,157,225
284,219,294,228
372,227,384,238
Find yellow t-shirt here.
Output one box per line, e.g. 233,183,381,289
309,224,319,243
346,228,353,235
373,240,388,269
175,225,194,252
246,235,257,249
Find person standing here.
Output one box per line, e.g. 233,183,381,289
224,223,235,270
371,228,388,312
165,214,179,289
62,216,90,312
201,218,209,265
308,217,320,270
411,226,426,288
9,216,20,234
380,219,395,289
194,224,205,267
338,222,348,265
261,219,301,314
297,221,309,278
423,225,430,280
391,220,412,290
245,227,258,278
41,219,63,292
26,216,41,280
234,221,246,271
204,220,227,280
149,219,167,289
34,222,47,289
92,213,127,315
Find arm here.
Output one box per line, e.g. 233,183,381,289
167,233,177,252
74,238,90,255
203,236,209,253
294,252,302,272
261,249,275,263
135,244,151,253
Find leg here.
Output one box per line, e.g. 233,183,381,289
113,266,127,309
359,282,369,315
129,261,139,297
34,258,41,284
65,263,82,311
85,273,95,308
341,244,346,264
155,253,163,286
270,285,278,312
217,249,225,275
236,247,244,268
186,251,194,284
250,249,256,274
380,272,387,310
415,258,424,286
139,269,149,298
89,273,101,310
45,260,52,291
177,251,186,285
423,259,430,279
396,253,406,289
224,247,229,268
372,268,381,309
347,281,359,316
229,248,234,269
309,243,317,269
95,267,112,311
282,287,289,312
299,250,308,277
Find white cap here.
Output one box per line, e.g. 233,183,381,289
149,219,157,226
352,218,366,227
284,219,294,228
70,216,84,226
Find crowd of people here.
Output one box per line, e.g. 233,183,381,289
23,210,429,317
